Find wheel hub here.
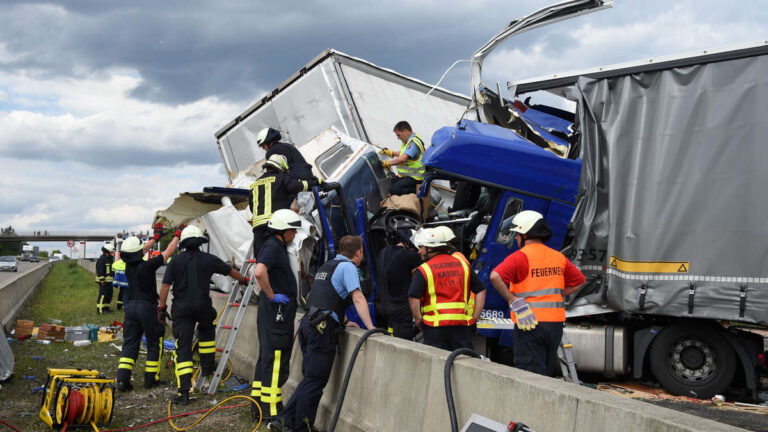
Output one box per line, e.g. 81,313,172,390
670,338,715,382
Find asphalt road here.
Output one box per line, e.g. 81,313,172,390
0,260,46,284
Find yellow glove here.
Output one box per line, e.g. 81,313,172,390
379,148,396,158
510,298,538,331
382,160,391,169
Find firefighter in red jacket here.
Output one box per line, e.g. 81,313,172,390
490,210,586,376
408,228,486,351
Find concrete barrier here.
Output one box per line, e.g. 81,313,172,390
77,259,96,274
208,294,746,432
0,263,52,327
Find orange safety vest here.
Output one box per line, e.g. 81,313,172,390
417,253,474,327
510,243,567,323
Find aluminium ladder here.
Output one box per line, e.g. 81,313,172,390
557,332,581,385
193,257,259,394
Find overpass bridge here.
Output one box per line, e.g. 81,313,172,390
0,234,117,243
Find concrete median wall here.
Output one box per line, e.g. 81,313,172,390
77,259,96,274
0,263,52,327
209,294,746,432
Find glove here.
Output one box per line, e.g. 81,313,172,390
320,182,340,192
152,223,163,241
379,148,396,158
510,298,538,331
270,293,290,304
382,160,391,169
174,223,186,238
157,305,171,325
239,276,250,286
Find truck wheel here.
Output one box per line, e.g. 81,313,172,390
649,322,736,399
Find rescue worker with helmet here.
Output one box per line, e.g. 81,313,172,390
408,228,486,350
271,236,375,432
489,210,586,376
116,223,181,392
379,121,426,196
375,221,421,339
249,154,334,258
159,225,249,405
96,243,115,314
250,209,303,421
256,127,315,182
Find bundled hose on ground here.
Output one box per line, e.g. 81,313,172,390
328,328,387,432
445,348,481,432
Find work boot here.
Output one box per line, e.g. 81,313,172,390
171,390,190,406
116,381,133,392
265,420,291,431
143,378,168,389
201,363,217,376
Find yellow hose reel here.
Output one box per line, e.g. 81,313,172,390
39,368,115,430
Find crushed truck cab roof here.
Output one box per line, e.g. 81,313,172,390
425,119,582,204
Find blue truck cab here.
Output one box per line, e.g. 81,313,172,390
418,119,581,347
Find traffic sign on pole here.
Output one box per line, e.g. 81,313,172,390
66,240,75,248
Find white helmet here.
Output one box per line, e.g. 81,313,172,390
421,228,448,247
120,236,142,253
509,210,544,235
268,209,302,231
433,226,456,242
180,225,205,243
102,243,115,253
264,154,289,172
256,127,281,147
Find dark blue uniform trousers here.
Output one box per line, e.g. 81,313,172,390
277,315,337,432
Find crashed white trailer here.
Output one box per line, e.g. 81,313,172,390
215,49,470,180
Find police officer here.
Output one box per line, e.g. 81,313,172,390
112,257,127,311
96,243,115,314
271,236,375,432
375,222,421,339
250,209,302,421
116,223,181,392
256,127,315,182
490,210,585,377
249,154,326,259
379,121,426,196
408,228,486,350
158,225,248,405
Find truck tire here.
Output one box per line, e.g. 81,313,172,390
649,322,736,398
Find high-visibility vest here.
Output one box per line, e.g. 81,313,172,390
510,244,567,323
250,176,277,227
417,253,474,327
397,135,426,181
452,252,475,315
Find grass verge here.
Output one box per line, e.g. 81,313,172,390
0,262,260,431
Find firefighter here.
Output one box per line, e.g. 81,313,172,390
256,127,315,182
408,228,486,350
116,223,181,392
271,236,375,432
96,243,115,314
249,154,331,259
112,257,127,311
158,225,248,405
379,121,426,196
250,209,302,422
375,222,421,339
490,210,586,377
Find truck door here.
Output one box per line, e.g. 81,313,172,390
474,191,551,312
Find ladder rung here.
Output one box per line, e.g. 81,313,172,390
246,259,257,263
563,344,573,348
221,325,232,330
216,348,223,352
229,302,241,307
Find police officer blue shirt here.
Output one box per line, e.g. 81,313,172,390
329,255,360,322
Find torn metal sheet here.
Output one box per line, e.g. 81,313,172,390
0,326,14,381
154,192,248,227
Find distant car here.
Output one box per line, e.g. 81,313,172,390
30,255,40,263
0,256,18,272
48,256,60,262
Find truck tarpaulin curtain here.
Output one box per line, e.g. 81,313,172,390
570,54,768,324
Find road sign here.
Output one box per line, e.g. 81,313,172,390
66,240,75,248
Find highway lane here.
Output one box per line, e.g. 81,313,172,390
0,260,47,285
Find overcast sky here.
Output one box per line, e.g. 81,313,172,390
1,0,766,256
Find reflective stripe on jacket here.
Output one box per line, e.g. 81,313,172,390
397,135,426,181
417,253,474,327
510,243,566,323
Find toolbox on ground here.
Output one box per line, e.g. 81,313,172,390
65,326,90,342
